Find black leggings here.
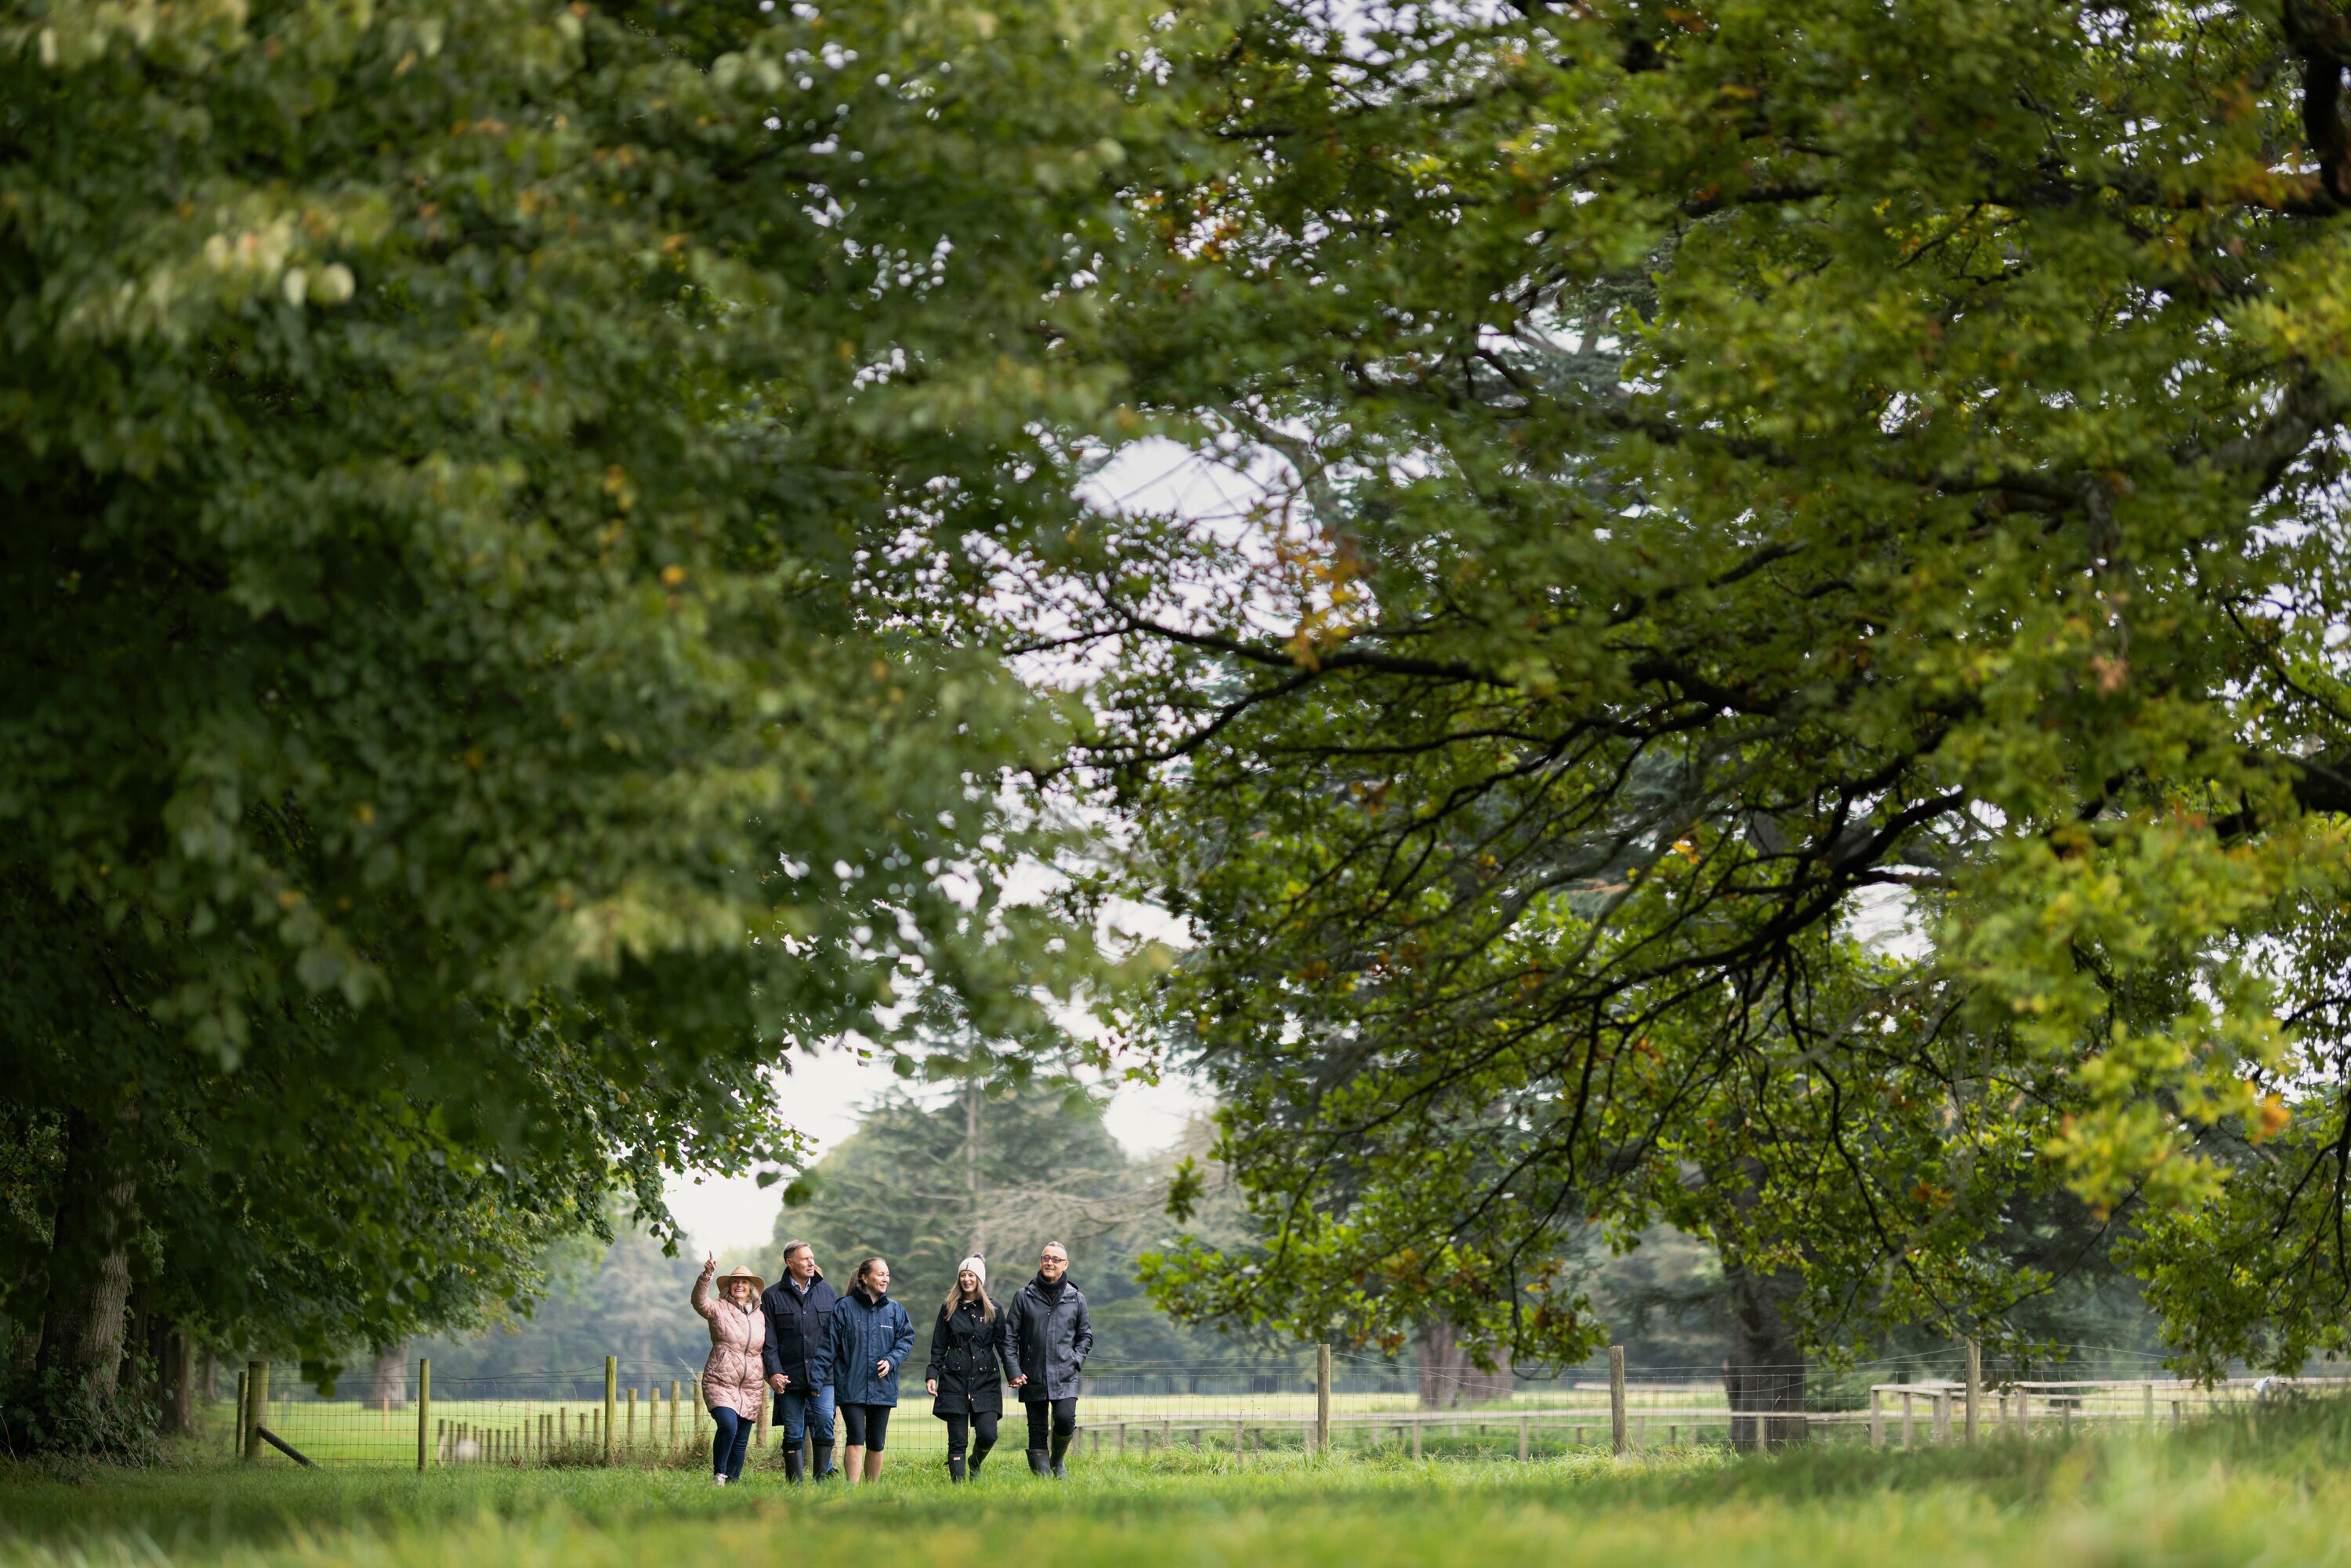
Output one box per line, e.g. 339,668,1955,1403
1025,1397,1078,1448
839,1403,893,1450
942,1410,998,1461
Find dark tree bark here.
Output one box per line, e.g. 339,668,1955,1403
34,1106,139,1397
157,1326,195,1435
368,1342,409,1411
1417,1320,1514,1408
1722,1258,1808,1449
117,1277,148,1410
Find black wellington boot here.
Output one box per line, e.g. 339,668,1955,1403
1049,1431,1072,1479
969,1442,992,1479
1026,1447,1050,1476
948,1457,967,1483
782,1448,803,1484
811,1441,837,1480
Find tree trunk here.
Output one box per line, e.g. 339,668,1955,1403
117,1277,148,1412
1417,1320,1512,1407
1722,1258,1807,1449
1417,1320,1464,1409
368,1342,409,1411
34,1106,138,1398
158,1326,196,1435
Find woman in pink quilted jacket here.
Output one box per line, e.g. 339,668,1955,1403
692,1253,769,1484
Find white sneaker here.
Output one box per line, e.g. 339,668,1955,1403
713,1475,729,1486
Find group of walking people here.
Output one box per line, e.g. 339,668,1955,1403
690,1240,1093,1487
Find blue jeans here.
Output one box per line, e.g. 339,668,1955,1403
774,1383,837,1447
711,1407,753,1480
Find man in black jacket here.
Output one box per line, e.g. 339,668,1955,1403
760,1240,839,1481
1002,1241,1092,1479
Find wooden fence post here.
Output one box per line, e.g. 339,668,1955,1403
603,1356,617,1465
1965,1338,1981,1444
671,1380,681,1447
244,1360,267,1461
1608,1345,1628,1457
416,1358,432,1471
1316,1342,1332,1457
1868,1388,1883,1448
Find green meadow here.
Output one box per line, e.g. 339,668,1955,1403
5,1399,2349,1568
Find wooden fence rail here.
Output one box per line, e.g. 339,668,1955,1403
219,1352,2338,1469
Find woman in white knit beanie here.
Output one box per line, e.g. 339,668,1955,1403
923,1253,1014,1481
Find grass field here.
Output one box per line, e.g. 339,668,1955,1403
7,1396,2351,1567
215,1390,1757,1466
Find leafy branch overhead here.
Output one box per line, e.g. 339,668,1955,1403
1005,0,2351,1381
0,0,1148,1426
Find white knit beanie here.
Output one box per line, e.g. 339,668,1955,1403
958,1254,987,1286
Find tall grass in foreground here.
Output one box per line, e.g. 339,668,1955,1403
5,1397,2351,1567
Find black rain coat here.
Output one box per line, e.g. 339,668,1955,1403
1002,1274,1092,1403
925,1297,1013,1417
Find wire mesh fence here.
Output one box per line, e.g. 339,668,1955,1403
205,1349,2340,1470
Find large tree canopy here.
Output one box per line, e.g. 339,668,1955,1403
0,0,1148,1438
1002,0,2351,1386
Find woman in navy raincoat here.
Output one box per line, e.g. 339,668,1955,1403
819,1255,916,1485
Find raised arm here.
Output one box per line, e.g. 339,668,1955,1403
690,1253,719,1324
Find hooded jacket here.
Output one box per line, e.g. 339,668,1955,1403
820,1285,917,1407
925,1296,1013,1417
1002,1273,1092,1403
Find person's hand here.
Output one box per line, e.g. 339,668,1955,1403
702,1251,716,1274
876,1359,892,1377
926,1379,938,1396
1010,1373,1027,1387
768,1374,789,1392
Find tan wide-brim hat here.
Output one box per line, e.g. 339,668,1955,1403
715,1264,766,1295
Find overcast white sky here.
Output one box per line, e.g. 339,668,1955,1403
660,1056,1211,1258
665,439,1251,1260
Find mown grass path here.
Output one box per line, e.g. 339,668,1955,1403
5,1400,2350,1567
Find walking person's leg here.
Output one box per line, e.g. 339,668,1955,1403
860,1406,891,1481
710,1407,741,1483
1025,1399,1052,1475
725,1408,755,1483
810,1385,839,1479
1047,1396,1078,1479
839,1403,870,1486
778,1390,808,1483
944,1413,970,1483
969,1410,998,1479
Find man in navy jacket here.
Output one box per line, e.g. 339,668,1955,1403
760,1241,839,1481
